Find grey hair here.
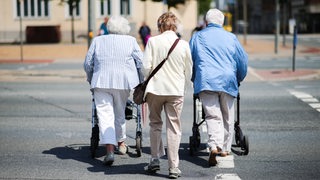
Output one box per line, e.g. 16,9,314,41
205,9,225,26
107,15,131,35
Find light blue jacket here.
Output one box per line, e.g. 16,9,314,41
84,34,143,90
189,23,248,97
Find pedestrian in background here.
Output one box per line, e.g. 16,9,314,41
84,15,143,166
98,16,109,35
189,8,248,166
139,21,151,48
142,12,192,179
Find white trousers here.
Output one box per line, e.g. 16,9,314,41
199,91,235,152
94,88,130,145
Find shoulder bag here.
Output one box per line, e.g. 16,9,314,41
133,38,180,105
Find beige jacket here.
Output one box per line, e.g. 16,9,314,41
142,30,192,98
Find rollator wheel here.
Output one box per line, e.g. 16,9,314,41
189,136,196,156
234,126,243,147
196,132,201,148
90,125,99,158
242,135,249,155
136,131,142,157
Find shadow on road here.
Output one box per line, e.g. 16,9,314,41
42,144,152,176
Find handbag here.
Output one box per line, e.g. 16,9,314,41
133,38,180,105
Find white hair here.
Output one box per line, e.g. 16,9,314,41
205,9,225,26
107,15,131,35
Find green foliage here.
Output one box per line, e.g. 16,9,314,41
198,0,211,16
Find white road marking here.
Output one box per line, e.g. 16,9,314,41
214,173,241,180
288,90,320,113
217,155,235,168
301,98,319,103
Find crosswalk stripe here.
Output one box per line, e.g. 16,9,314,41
217,155,235,168
288,90,320,113
214,173,242,180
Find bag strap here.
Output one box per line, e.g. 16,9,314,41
145,38,180,84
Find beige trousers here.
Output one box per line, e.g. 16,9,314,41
199,91,235,153
146,93,184,169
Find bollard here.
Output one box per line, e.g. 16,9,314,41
292,25,297,72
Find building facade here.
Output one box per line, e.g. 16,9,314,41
0,0,198,43
223,0,320,34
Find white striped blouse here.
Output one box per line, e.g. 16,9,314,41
84,34,143,90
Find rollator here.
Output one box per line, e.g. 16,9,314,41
90,93,143,158
189,91,249,156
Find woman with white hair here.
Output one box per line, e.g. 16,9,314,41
190,9,248,166
84,15,143,166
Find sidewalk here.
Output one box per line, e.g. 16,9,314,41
0,35,319,82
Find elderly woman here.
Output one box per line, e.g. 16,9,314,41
84,15,143,166
143,12,192,179
190,9,248,166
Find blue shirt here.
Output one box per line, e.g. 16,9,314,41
189,23,248,97
99,23,109,35
84,34,143,90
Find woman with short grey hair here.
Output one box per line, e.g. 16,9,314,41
84,15,143,166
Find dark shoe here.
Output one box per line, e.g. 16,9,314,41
144,158,160,173
208,149,218,166
169,167,181,179
103,152,114,166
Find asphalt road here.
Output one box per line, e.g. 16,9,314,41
1,58,320,179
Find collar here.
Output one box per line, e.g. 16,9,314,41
207,23,223,28
161,30,179,37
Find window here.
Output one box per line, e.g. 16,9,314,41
16,0,49,18
120,0,130,16
66,0,81,18
99,0,111,17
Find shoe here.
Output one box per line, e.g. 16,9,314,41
208,149,218,166
144,158,160,173
118,144,128,155
169,167,181,179
220,151,230,157
103,152,114,166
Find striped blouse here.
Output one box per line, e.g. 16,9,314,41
84,34,143,90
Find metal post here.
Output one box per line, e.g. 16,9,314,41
282,2,287,47
19,0,23,62
235,0,238,35
275,0,280,54
88,0,95,48
292,25,297,72
243,0,247,45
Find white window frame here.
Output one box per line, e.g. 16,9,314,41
120,0,131,16
64,0,81,19
98,0,111,18
15,0,50,19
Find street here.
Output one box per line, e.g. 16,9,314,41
1,34,320,179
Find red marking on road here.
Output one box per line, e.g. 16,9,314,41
0,59,54,64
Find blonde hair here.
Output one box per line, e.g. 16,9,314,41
157,12,178,33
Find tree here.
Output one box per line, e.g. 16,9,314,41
58,0,80,44
198,0,212,16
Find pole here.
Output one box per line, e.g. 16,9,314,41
275,0,280,54
88,0,95,48
19,0,23,62
235,0,238,35
243,0,247,45
292,25,297,72
282,1,287,47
